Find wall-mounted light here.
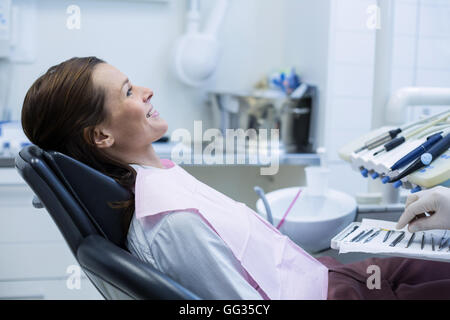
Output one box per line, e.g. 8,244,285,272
172,0,230,87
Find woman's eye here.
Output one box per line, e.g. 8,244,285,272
127,87,133,97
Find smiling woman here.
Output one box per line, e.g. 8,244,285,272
21,56,169,236
20,56,450,301
89,62,168,167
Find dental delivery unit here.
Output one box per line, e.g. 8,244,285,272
339,109,450,193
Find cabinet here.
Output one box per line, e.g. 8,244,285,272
0,168,102,299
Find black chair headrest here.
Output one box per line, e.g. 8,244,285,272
43,149,132,248
18,145,132,248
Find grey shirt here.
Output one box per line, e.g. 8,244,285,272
126,164,262,300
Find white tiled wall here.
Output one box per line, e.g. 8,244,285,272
324,0,450,197
391,0,450,122
323,0,377,197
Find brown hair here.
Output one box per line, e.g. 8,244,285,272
21,56,136,238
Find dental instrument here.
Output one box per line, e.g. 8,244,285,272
431,234,435,251
439,231,448,250
390,131,444,170
355,128,402,153
356,229,374,242
383,229,394,242
389,133,450,183
372,113,449,156
373,136,407,156
354,110,450,153
372,139,426,179
389,231,405,247
363,229,382,243
351,230,370,242
439,238,449,251
340,225,359,241
406,233,416,248
421,233,425,250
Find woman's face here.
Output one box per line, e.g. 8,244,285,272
91,63,168,158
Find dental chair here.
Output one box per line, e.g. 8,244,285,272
15,144,200,300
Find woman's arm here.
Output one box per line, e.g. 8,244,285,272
149,211,263,300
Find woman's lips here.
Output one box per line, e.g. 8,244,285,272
150,110,159,118
146,106,159,118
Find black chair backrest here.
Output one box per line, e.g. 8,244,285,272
15,144,200,300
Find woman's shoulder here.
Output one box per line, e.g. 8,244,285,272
127,210,211,245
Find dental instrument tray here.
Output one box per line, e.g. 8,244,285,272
331,219,450,263
338,109,450,192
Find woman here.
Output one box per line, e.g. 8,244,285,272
21,57,450,300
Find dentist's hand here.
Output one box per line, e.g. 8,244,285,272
396,186,450,232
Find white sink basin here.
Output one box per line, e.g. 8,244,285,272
256,187,357,253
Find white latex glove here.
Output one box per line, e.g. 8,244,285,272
396,186,450,232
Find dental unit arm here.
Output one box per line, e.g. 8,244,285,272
339,87,450,195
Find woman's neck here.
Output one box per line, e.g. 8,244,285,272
125,144,164,169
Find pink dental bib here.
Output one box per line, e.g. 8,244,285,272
134,159,329,300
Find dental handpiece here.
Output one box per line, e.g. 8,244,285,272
390,132,444,171
389,133,450,183
355,110,450,154
355,129,402,153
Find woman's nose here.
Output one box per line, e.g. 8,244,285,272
139,86,153,102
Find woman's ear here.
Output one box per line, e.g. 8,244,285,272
85,126,114,149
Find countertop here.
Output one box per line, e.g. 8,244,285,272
0,142,320,168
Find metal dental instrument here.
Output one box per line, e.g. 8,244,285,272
351,230,367,242
357,229,374,242
390,231,405,247
438,237,449,251
439,231,448,250
341,225,359,241
364,229,382,243
406,233,416,248
421,233,425,250
373,135,407,156
383,230,394,243
376,114,450,157
355,129,401,153
431,234,435,251
355,109,450,153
